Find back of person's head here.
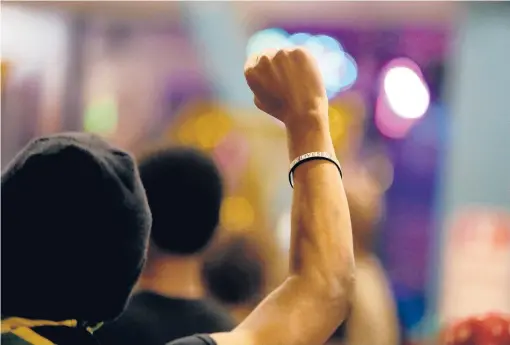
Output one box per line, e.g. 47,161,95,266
138,147,223,255
1,133,152,323
202,235,264,305
439,313,510,345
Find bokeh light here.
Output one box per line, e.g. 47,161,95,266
83,97,119,136
376,58,430,139
365,152,395,192
1,7,67,74
328,92,367,153
1,60,11,86
220,196,255,231
213,131,250,190
384,66,430,119
193,111,231,149
176,108,232,149
247,28,358,99
246,28,292,55
328,106,349,144
375,96,415,139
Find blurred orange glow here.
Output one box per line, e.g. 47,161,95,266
220,196,255,231
176,119,196,146
194,111,232,149
1,60,10,86
329,92,366,155
328,106,349,143
173,102,233,151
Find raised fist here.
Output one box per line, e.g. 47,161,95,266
244,48,328,128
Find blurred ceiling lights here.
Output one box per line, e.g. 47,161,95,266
247,28,358,99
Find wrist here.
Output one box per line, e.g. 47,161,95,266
285,115,335,160
284,104,328,132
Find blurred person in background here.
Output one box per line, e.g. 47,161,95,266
96,147,234,345
1,133,152,345
327,165,400,345
438,313,510,345
202,234,265,323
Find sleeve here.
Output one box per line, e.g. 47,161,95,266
167,335,217,345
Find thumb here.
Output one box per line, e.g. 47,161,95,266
254,97,285,123
254,96,282,114
254,97,266,112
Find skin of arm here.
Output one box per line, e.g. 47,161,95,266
211,48,355,345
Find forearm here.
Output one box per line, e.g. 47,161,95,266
287,117,355,296
207,48,355,345
211,118,355,345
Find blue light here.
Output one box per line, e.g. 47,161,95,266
246,28,291,57
246,29,358,98
288,32,313,46
339,53,358,92
316,34,343,53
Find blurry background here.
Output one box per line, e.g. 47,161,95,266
2,2,509,344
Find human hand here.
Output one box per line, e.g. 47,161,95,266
244,48,328,132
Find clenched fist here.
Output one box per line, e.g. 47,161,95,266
244,48,328,130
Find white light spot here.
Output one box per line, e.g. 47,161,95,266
246,28,292,57
383,66,430,119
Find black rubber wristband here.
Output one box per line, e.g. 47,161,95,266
288,153,343,188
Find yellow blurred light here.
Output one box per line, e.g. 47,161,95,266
220,196,255,231
194,111,232,149
328,106,349,143
328,92,368,154
1,60,10,85
177,119,197,146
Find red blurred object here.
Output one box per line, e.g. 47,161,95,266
439,313,510,345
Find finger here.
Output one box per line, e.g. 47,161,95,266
244,53,259,71
261,48,278,60
244,67,263,94
244,67,279,104
254,96,283,122
254,97,265,112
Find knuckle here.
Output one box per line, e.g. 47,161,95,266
244,66,256,78
289,47,308,60
258,54,271,66
274,49,288,61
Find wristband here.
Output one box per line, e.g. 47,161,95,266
288,152,343,188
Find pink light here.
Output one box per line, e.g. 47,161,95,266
375,57,430,139
375,95,415,139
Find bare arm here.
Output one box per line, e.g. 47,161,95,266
209,48,355,345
